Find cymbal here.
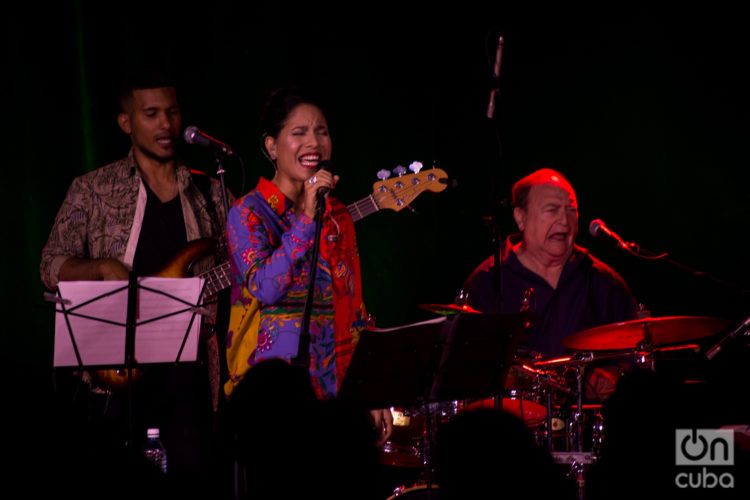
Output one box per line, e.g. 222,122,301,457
562,316,732,351
417,303,480,315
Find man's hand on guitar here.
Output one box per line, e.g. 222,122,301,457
58,257,129,282
98,258,130,280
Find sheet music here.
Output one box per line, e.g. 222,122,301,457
54,277,204,367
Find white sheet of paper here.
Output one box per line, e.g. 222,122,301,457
54,277,204,367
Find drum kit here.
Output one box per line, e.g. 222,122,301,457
380,306,734,499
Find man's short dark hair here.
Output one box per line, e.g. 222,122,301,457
117,67,178,113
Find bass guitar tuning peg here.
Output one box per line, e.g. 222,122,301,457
376,169,391,180
408,161,423,174
393,165,407,177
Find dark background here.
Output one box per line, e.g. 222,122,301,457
3,2,748,387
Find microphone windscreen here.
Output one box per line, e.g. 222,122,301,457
589,219,604,237
183,126,199,144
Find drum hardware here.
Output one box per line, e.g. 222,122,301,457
422,401,439,493
454,288,470,307
534,316,730,453
571,364,585,453
416,302,480,315
548,361,597,500
520,287,535,313
704,314,750,360
386,482,439,499
350,311,531,498
551,452,597,500
532,352,593,367
545,388,554,450
517,363,573,395
551,451,597,465
533,343,700,374
531,351,604,500
543,315,733,500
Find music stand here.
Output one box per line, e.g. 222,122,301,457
50,274,208,449
339,312,531,493
339,312,531,409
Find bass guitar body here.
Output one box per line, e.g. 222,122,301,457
93,239,218,391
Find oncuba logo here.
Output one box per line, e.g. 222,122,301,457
675,429,734,489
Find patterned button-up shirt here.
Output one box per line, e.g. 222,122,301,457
224,178,366,399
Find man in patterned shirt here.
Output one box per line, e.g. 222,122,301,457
40,73,228,493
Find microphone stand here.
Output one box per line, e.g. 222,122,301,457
486,32,505,313
485,32,507,419
293,194,326,368
487,214,504,313
212,151,231,216
124,271,139,452
654,253,745,294
618,240,747,294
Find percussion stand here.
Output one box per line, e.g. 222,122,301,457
562,355,594,500
635,322,655,371
563,342,654,500
420,401,439,496
544,388,554,450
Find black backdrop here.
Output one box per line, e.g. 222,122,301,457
4,2,748,388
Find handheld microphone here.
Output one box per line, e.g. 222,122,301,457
312,160,334,213
183,126,235,156
589,219,629,250
315,160,334,197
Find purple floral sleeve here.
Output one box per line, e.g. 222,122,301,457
226,195,316,305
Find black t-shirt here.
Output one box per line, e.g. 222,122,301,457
463,238,638,357
130,183,212,467
132,183,188,276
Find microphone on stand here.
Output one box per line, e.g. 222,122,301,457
313,160,335,213
315,160,334,198
589,219,630,250
183,126,235,156
486,35,505,120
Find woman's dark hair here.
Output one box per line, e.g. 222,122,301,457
260,86,327,140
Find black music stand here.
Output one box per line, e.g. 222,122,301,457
339,312,531,409
339,312,531,494
50,273,208,449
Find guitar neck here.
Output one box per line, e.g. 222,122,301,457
347,195,380,222
200,261,232,297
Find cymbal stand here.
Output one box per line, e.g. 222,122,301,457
635,323,655,371
705,315,750,360
562,356,593,500
544,387,554,450
416,401,439,498
572,363,585,453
